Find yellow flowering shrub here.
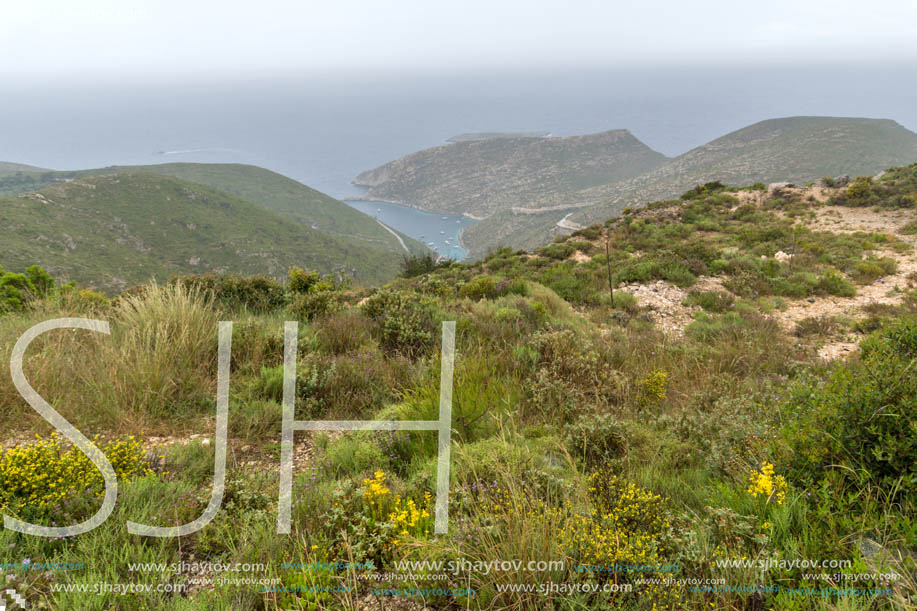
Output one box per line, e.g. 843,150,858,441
554,472,678,607
746,461,787,505
639,369,668,403
322,469,435,561
0,433,153,510
362,470,390,500
389,491,433,543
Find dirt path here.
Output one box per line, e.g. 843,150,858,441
605,201,917,361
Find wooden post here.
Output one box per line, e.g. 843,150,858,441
791,226,797,270
605,236,614,308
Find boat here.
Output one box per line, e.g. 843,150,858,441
440,230,445,234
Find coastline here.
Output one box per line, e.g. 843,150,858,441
343,196,479,261
346,190,486,221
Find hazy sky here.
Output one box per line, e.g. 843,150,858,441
1,0,916,75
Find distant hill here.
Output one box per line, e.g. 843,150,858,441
447,131,551,142
0,173,415,291
454,117,917,257
353,130,668,219
0,161,47,175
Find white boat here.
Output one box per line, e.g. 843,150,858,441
440,230,445,234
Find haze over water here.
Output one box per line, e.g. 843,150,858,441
2,65,916,246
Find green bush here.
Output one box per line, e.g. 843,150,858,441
537,242,577,260
683,290,735,313
816,271,856,297
0,265,58,313
783,317,917,495
399,253,449,278
289,290,342,321
564,413,628,468
460,275,497,300
361,290,438,357
173,273,286,312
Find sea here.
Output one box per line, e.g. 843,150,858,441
2,64,916,259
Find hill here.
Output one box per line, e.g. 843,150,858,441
459,117,917,257
0,161,47,175
1,164,915,609
0,173,414,291
0,162,424,257
352,130,669,218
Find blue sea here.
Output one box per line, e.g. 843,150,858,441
2,64,916,259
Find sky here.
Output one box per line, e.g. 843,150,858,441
1,0,916,76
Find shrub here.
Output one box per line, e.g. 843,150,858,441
638,369,668,404
287,267,322,294
314,311,374,355
816,271,856,297
289,290,342,321
0,265,58,313
794,315,839,337
537,242,577,260
564,413,628,468
460,275,498,300
529,329,622,421
683,290,734,313
361,290,439,357
0,434,152,513
783,317,917,495
681,181,727,200
400,253,449,278
173,274,286,313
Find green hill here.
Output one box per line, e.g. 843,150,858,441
459,117,917,257
0,173,414,291
0,161,47,175
0,162,423,256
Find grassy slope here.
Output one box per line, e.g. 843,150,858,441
0,173,409,290
1,166,915,610
464,117,917,257
87,163,424,253
0,162,425,256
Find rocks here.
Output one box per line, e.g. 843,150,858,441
773,250,792,263
767,182,795,195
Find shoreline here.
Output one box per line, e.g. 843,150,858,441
343,197,478,260
346,190,486,221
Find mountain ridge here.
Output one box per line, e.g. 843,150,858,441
420,116,917,257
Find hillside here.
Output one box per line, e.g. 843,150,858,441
365,117,917,258
0,161,47,175
571,116,917,226
0,173,413,291
0,162,424,256
353,130,668,218
1,164,915,609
